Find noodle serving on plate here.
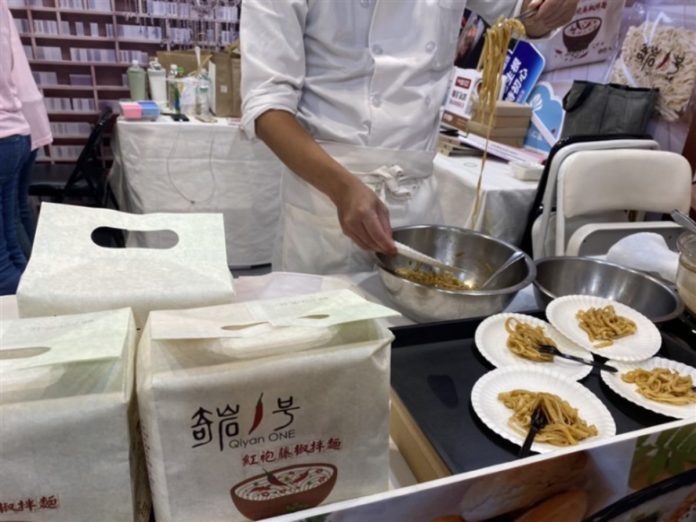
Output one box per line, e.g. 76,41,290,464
504,318,554,362
470,18,526,221
621,368,696,405
576,306,637,348
498,390,598,447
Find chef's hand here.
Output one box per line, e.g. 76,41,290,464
332,176,397,256
521,0,578,38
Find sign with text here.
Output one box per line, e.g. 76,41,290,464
524,81,567,153
441,68,482,131
502,40,546,104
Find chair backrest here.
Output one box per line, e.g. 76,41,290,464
559,150,692,218
64,106,115,204
521,134,659,259
555,149,692,255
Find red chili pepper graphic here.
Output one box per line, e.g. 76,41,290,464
292,469,310,484
248,393,264,435
264,469,287,488
657,51,671,70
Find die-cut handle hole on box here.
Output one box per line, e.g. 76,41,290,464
221,323,266,332
0,346,51,360
91,227,180,249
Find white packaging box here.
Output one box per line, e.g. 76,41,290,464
17,203,236,328
0,308,151,522
137,290,396,522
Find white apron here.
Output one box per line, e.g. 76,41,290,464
273,142,443,274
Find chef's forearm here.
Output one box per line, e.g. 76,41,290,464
255,109,358,205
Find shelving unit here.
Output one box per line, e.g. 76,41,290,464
10,0,241,163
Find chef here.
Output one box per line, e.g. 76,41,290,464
241,0,577,274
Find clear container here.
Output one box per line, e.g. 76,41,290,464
147,57,167,107
676,232,696,315
196,68,210,116
167,64,179,112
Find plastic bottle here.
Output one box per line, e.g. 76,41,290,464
127,59,147,101
178,66,196,115
147,57,167,108
167,64,179,112
196,68,210,116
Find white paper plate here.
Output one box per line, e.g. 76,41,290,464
474,313,592,381
471,366,616,453
546,295,661,362
601,357,696,420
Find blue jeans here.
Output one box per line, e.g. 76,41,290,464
16,148,38,258
0,134,31,295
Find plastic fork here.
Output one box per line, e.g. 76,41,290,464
537,345,619,373
518,405,548,458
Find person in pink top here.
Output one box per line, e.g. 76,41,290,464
8,5,52,259
0,0,31,294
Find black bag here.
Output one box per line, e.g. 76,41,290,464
561,81,659,139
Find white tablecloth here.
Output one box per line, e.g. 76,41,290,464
434,154,539,245
111,117,284,267
111,118,538,266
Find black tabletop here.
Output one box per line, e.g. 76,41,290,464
390,314,696,475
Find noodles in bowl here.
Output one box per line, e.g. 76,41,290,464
394,266,476,292
375,226,535,322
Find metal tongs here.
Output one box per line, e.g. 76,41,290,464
515,5,540,21
394,241,469,277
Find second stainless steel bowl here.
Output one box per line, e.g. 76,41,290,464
534,256,683,323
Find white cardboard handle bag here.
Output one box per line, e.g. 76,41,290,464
138,289,399,522
17,202,235,327
0,308,151,522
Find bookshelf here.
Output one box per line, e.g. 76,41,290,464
10,0,241,163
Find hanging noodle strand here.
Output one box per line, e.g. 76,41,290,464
470,18,526,222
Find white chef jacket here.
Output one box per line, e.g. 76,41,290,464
240,0,526,274
241,0,524,151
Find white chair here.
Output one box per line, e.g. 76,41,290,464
530,138,660,259
555,149,692,256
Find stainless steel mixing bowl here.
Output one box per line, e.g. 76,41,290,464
534,256,683,323
375,225,535,322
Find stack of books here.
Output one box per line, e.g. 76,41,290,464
467,101,532,148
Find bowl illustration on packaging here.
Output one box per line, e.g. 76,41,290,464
231,463,338,520
562,17,602,54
